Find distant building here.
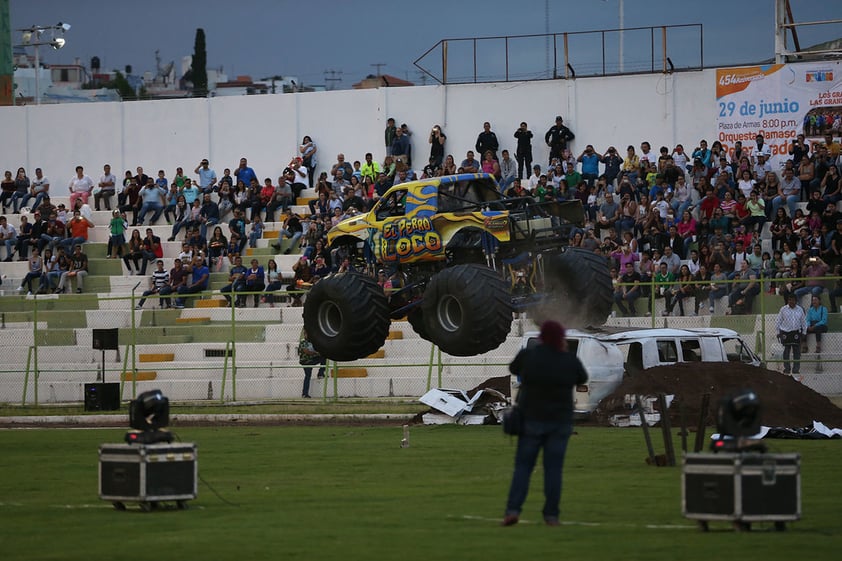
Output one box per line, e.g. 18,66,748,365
352,74,414,89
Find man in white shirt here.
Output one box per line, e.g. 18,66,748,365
0,215,17,261
775,293,807,374
96,164,117,211
68,166,95,209
22,167,49,212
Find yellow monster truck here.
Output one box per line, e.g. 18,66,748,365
303,173,612,361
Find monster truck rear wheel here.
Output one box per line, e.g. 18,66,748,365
303,273,390,361
536,248,613,328
421,264,513,356
407,308,431,342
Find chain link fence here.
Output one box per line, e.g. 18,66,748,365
609,274,842,396
3,274,841,406
0,291,516,406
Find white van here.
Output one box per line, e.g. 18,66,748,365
518,328,761,415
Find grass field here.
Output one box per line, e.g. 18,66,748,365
1,425,840,561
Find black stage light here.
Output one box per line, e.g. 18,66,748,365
126,389,173,444
712,389,765,453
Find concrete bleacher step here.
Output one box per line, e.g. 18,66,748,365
367,350,386,359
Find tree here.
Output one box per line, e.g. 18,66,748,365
105,71,136,100
191,28,208,97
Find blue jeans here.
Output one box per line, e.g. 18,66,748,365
302,359,326,397
137,202,164,225
505,419,572,521
771,195,798,219
794,285,824,300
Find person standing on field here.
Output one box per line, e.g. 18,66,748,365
502,320,588,527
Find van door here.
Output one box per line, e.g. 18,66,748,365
722,337,760,365
698,337,725,361
679,339,703,362
655,339,679,364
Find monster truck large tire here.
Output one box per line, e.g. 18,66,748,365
537,248,613,328
421,264,513,356
303,273,390,361
407,308,431,342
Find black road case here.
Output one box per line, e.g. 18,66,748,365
682,452,800,531
99,443,197,511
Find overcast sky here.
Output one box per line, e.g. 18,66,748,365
9,0,839,87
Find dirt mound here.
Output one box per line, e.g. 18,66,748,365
593,363,842,428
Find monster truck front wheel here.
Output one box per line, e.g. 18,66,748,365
536,248,613,328
421,264,513,356
303,273,390,361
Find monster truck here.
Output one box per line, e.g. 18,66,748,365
303,173,613,361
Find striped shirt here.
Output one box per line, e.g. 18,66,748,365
151,270,170,290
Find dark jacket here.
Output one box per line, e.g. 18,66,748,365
509,344,588,424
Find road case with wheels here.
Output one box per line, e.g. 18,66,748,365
682,452,800,531
99,442,197,511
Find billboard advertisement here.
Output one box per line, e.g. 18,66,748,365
716,61,841,169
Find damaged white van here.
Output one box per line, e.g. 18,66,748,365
518,328,762,416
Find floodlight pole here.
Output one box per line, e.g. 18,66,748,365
33,44,40,105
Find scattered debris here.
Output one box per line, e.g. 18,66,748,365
417,376,510,425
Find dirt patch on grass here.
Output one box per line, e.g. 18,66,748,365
593,363,842,428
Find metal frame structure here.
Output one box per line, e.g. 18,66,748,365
413,24,703,85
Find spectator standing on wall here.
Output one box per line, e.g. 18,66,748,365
391,127,411,166
502,320,587,527
234,158,257,193
194,158,218,194
545,116,575,167
513,122,534,180
298,136,318,189
429,125,446,168
475,122,499,162
384,118,397,157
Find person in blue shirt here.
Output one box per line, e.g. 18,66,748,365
220,255,247,307
174,255,210,308
577,145,603,187
243,258,266,308
806,295,828,354
193,159,218,193
234,157,257,190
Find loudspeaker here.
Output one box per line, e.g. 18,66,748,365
92,328,119,351
84,383,121,411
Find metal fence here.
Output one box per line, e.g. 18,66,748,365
0,290,514,406
611,274,842,396
413,24,704,85
3,272,841,406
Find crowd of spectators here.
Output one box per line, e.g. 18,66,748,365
2,118,841,314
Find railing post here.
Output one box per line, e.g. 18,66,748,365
650,275,656,328
661,27,667,73
33,295,39,406
563,33,570,79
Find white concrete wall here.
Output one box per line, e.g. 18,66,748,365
0,69,718,195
